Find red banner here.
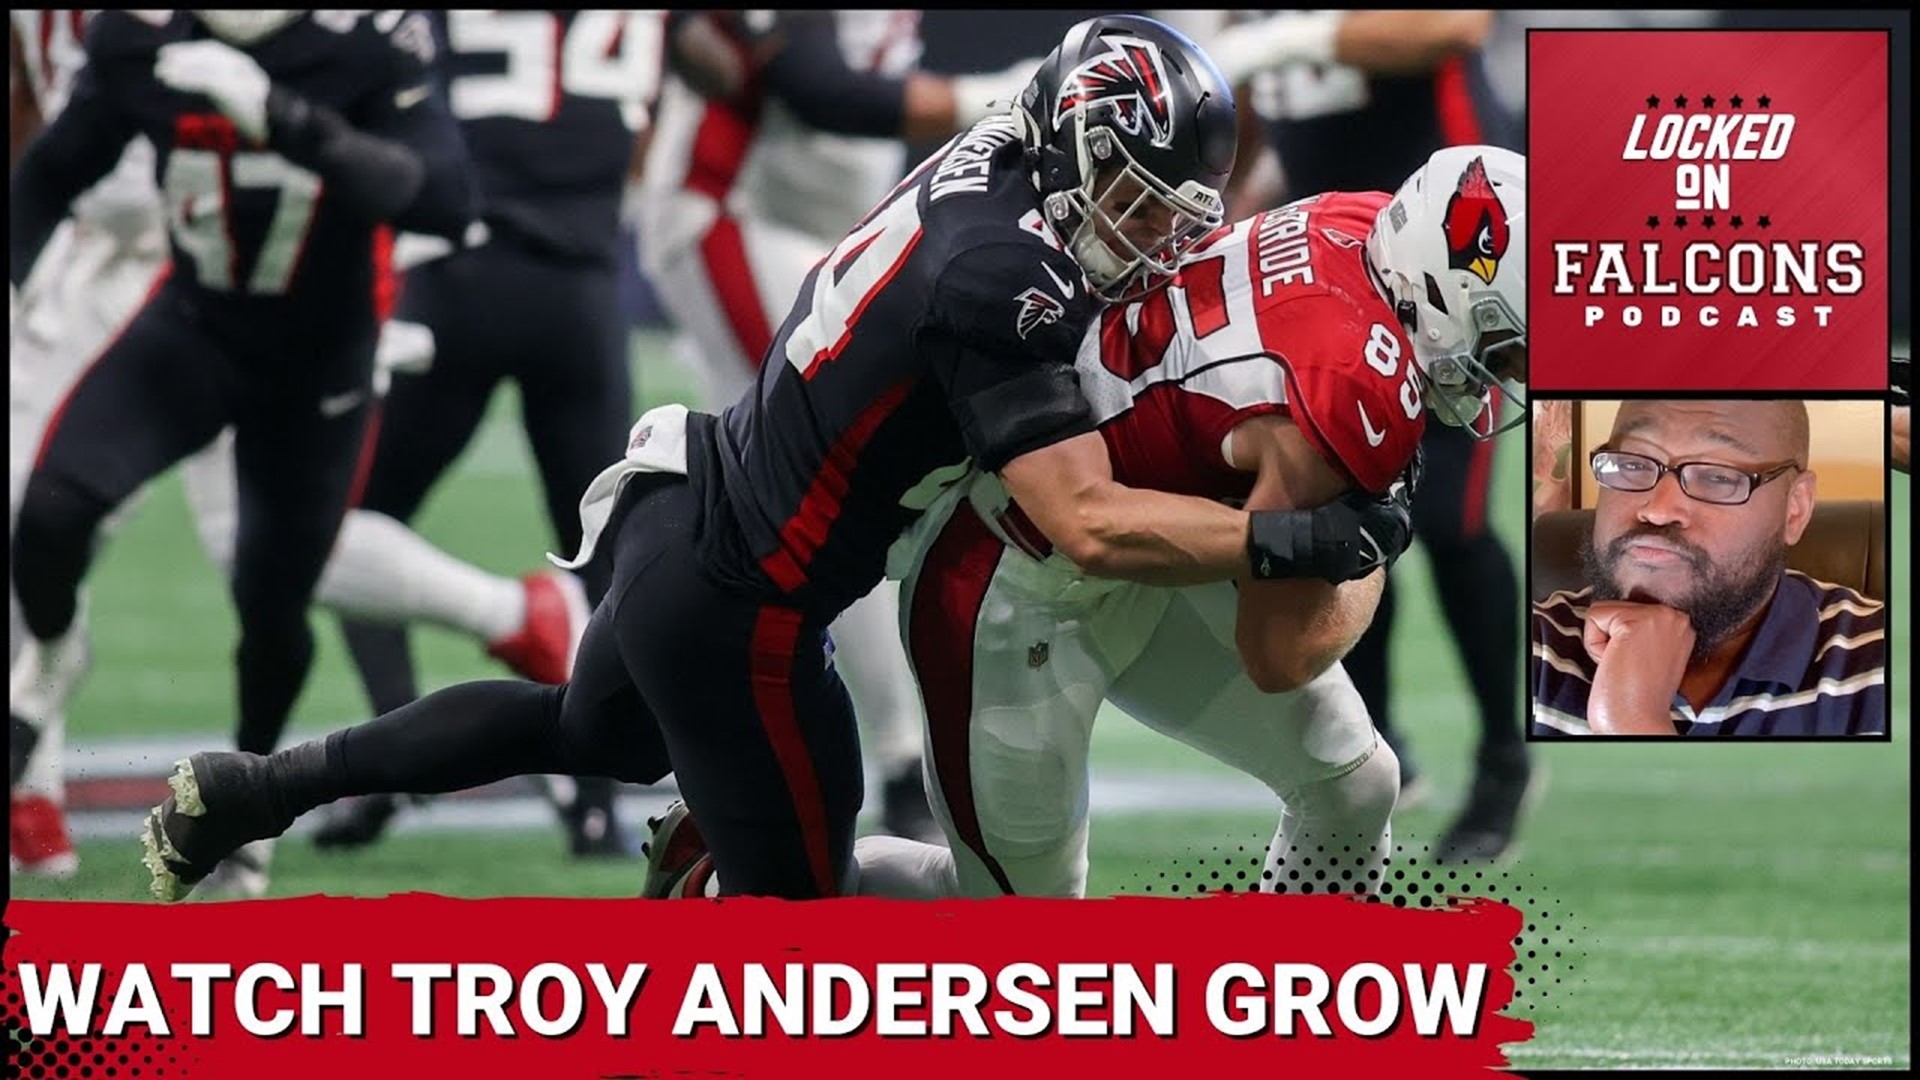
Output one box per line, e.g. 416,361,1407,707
4,894,1531,1077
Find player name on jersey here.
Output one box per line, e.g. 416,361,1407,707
929,115,1022,203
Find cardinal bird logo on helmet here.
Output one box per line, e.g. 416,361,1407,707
1054,36,1175,147
1443,156,1509,285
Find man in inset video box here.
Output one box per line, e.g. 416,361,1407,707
1532,400,1887,737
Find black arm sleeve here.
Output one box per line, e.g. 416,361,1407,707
261,12,476,239
923,332,1095,472
264,86,426,224
759,14,910,138
8,67,138,286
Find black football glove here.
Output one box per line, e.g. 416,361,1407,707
1892,354,1911,406
1245,448,1418,585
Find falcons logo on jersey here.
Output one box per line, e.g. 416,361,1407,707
1054,35,1174,147
1014,286,1067,339
1443,156,1509,285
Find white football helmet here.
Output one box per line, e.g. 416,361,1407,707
192,11,305,46
1366,144,1528,438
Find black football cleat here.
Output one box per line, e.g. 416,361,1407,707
1433,746,1540,865
881,763,945,846
141,752,291,902
311,793,404,850
10,713,40,786
563,778,640,858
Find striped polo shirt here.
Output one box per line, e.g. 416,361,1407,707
1532,570,1887,737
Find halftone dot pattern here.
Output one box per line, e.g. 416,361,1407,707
1131,833,1583,1018
2,964,193,1079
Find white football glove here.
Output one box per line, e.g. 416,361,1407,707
154,39,273,144
951,57,1045,128
374,318,436,380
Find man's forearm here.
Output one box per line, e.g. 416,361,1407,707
1067,480,1252,587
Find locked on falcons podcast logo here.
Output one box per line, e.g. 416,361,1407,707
1054,35,1174,147
1443,156,1509,285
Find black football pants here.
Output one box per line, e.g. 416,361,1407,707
314,475,865,897
11,279,375,755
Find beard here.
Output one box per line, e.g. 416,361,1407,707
1579,524,1787,664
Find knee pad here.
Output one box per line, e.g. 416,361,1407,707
1289,733,1400,835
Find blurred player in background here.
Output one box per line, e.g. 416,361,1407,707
8,10,590,883
634,10,1036,841
9,9,477,890
1163,9,1534,863
327,10,666,857
651,146,1525,900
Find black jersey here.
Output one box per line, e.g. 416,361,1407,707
687,114,1101,616
1249,17,1506,194
432,10,662,266
8,10,473,343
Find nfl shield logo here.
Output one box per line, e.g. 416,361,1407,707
1027,641,1050,669
629,424,653,451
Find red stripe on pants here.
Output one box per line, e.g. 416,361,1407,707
33,264,174,472
748,605,838,897
698,215,775,369
908,506,1017,895
1462,432,1495,538
1434,56,1485,146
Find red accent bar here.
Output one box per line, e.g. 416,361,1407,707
759,381,915,592
747,605,838,896
908,504,1018,895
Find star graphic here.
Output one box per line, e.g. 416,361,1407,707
1758,94,1771,108
1757,214,1771,229
1647,214,1661,228
1674,215,1688,228
1702,94,1717,108
1674,93,1689,108
1702,215,1716,228
1646,93,1661,108
1730,215,1744,228
1730,93,1744,108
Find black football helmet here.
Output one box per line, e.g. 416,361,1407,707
1013,15,1236,303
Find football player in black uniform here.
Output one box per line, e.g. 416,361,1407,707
318,10,665,858
143,16,1415,901
10,9,475,890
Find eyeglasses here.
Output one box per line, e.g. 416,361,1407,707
1590,449,1801,506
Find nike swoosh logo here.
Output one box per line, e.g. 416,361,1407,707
1042,261,1076,300
393,83,432,110
1357,401,1387,447
319,389,367,418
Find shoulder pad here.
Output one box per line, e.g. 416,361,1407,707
936,235,1097,361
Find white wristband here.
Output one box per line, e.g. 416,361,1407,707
1209,10,1343,87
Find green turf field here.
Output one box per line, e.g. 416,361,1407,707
12,332,1910,1069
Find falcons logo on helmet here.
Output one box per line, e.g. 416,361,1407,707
1443,156,1509,285
1054,35,1174,147
1014,286,1067,340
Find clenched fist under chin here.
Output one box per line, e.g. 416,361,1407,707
1582,599,1695,735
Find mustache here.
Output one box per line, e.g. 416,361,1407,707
1603,524,1709,572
